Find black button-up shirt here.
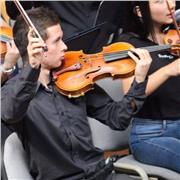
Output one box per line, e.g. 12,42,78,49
1,65,147,180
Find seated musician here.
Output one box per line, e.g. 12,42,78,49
1,7,152,180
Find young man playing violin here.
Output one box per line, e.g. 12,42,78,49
1,7,152,180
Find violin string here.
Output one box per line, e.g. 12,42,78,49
104,45,171,62
104,45,171,56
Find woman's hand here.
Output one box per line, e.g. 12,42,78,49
128,48,152,83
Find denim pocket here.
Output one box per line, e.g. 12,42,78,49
133,123,164,139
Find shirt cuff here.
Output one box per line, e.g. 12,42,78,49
126,78,148,114
127,78,148,97
19,64,40,82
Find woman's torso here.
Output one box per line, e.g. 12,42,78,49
117,33,180,120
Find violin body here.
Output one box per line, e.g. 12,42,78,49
164,29,180,45
53,42,136,98
0,25,13,61
164,27,180,56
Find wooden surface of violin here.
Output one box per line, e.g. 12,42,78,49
164,0,180,56
164,26,180,56
53,42,136,98
0,25,13,61
164,28,180,45
52,40,180,98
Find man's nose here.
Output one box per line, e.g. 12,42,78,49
62,41,68,51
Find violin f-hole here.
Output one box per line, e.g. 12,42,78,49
85,66,101,79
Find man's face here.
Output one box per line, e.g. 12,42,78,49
42,24,67,69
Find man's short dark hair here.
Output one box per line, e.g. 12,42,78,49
13,7,60,60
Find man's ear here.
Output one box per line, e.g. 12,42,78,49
134,6,142,18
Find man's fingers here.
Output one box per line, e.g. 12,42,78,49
32,48,44,55
28,28,33,39
31,42,45,50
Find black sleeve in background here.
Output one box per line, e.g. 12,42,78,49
5,1,34,20
176,1,180,9
1,65,40,124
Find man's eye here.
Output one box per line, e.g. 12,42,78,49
155,0,164,3
56,38,61,43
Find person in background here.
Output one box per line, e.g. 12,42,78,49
118,0,180,173
0,40,20,84
1,7,152,180
0,0,20,84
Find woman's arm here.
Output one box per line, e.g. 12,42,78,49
122,58,180,95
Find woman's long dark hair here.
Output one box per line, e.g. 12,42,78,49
122,1,155,40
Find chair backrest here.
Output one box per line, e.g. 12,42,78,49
88,78,131,151
3,132,33,180
175,8,180,23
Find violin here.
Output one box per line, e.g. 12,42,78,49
52,41,180,98
164,0,180,56
164,26,180,44
164,26,180,56
0,0,13,61
0,21,13,61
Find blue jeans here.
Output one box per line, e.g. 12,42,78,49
129,118,180,173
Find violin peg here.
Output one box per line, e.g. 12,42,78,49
81,92,84,96
167,39,173,44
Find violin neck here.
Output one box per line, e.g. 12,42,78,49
144,44,171,53
104,44,171,63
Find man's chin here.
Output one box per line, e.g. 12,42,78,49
52,62,63,71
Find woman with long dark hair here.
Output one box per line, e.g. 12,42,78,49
118,0,180,173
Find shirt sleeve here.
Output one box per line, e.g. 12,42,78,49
1,64,40,124
86,78,147,130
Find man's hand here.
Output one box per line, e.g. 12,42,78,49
128,48,152,83
27,28,46,69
